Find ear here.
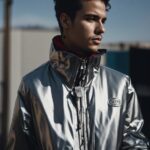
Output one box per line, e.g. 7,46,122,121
60,13,72,29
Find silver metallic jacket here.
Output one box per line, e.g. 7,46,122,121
7,40,149,150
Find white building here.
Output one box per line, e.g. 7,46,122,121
0,28,59,128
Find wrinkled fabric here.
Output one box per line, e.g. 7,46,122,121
7,40,150,150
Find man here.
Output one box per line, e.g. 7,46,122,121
7,0,149,149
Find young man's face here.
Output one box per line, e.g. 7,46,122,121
63,0,107,54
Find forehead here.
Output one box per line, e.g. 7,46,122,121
78,0,106,17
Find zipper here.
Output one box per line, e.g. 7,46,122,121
74,59,89,150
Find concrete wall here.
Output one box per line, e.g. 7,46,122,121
8,29,59,127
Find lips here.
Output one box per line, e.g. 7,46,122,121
92,36,102,45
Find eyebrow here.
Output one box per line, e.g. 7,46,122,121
84,14,107,21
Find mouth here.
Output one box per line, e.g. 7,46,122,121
91,36,102,45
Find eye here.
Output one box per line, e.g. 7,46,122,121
85,15,99,22
102,18,107,24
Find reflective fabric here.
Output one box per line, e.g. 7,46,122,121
7,40,150,150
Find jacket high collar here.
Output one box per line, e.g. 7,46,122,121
49,35,106,89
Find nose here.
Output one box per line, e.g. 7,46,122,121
95,21,105,35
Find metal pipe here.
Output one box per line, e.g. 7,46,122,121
1,0,12,149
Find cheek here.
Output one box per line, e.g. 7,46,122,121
81,23,94,37
72,22,94,44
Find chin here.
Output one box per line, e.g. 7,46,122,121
89,45,99,51
88,47,98,53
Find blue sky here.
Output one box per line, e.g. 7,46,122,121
0,0,150,42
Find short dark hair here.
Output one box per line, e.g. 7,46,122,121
53,0,111,33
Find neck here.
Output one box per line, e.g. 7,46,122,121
62,37,96,59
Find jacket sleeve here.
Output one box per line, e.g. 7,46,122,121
121,78,150,149
6,81,39,150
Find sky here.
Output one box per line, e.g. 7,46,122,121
0,0,150,43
